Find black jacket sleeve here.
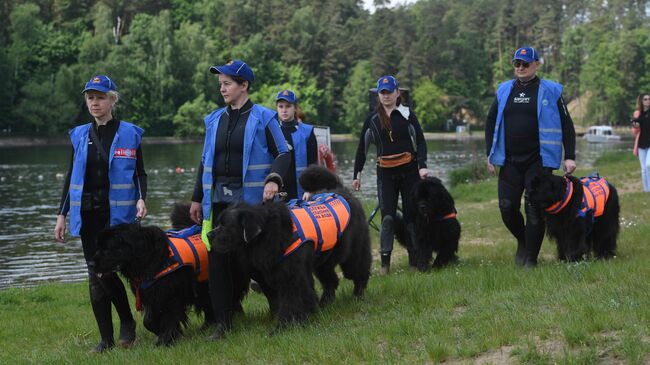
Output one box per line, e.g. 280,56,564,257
353,115,373,179
306,130,318,165
265,126,291,186
485,97,498,156
410,111,427,169
557,96,576,160
192,162,204,203
134,146,147,200
57,148,74,216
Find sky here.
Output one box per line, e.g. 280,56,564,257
361,0,418,12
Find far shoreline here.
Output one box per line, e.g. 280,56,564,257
0,132,485,147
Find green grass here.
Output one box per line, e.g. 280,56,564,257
2,151,649,364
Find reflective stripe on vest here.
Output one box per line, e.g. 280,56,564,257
488,79,564,169
68,121,144,236
291,122,314,199
200,104,289,248
281,193,351,260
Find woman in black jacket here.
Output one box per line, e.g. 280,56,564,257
352,75,429,274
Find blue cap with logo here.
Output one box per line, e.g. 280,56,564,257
377,75,398,93
512,47,539,63
82,75,117,94
276,90,297,104
209,59,255,84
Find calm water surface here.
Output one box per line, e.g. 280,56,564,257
0,139,628,289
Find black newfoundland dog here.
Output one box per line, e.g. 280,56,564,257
407,176,460,271
528,172,619,261
207,165,372,332
93,203,214,346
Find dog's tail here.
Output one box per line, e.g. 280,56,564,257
299,165,342,193
170,202,195,230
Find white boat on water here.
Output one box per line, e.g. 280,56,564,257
583,125,621,143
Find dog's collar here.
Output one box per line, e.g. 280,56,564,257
428,210,457,222
545,177,573,214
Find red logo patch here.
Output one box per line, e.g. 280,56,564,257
520,49,527,55
114,148,137,159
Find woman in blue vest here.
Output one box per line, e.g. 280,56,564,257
189,60,290,339
275,89,318,200
485,47,576,268
54,75,147,352
353,75,429,275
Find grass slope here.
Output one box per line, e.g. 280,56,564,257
1,151,649,364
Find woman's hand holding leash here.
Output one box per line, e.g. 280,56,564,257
418,168,429,179
564,159,576,175
263,181,279,202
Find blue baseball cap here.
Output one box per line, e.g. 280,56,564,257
209,59,255,84
82,75,117,93
512,47,539,63
377,75,398,93
276,90,297,104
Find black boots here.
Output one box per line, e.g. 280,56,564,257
379,216,394,275
515,239,526,266
89,273,136,352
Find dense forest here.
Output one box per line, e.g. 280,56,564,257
1,0,648,136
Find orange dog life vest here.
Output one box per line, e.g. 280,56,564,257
579,176,610,218
140,225,209,289
282,193,351,259
545,175,610,219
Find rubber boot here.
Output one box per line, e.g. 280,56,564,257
406,223,418,269
89,275,114,353
379,216,395,275
101,273,136,348
379,253,391,275
515,239,526,266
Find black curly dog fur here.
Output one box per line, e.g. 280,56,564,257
207,165,372,333
528,172,619,261
93,204,214,346
404,177,460,271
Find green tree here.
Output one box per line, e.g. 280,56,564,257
413,77,448,131
172,93,216,136
341,60,374,135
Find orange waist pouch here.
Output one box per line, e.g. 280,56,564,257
377,152,413,168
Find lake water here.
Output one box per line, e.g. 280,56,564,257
0,138,629,289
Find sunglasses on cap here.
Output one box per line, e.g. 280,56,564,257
513,61,530,68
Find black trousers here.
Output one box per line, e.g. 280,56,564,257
377,162,420,255
207,202,234,327
81,210,133,342
497,159,550,263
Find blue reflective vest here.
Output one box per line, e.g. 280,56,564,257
68,121,144,236
200,104,288,249
289,121,314,199
488,79,564,169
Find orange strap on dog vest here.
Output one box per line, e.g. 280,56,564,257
545,177,573,214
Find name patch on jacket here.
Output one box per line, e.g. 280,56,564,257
113,148,137,159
